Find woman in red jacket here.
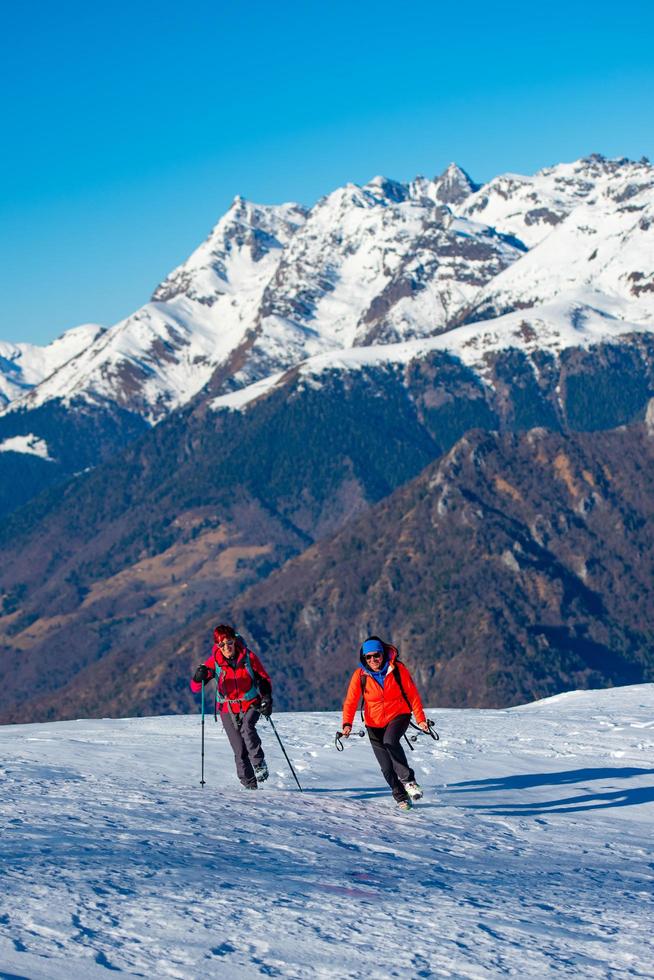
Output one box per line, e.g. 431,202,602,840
190,624,272,790
341,635,429,811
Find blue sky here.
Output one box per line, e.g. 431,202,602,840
2,0,653,345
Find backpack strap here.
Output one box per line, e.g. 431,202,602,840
359,660,413,724
214,649,260,708
393,659,413,715
359,672,367,723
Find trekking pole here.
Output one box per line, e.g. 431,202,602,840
408,719,440,741
334,729,365,751
200,680,206,788
266,716,303,792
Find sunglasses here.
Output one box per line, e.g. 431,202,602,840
364,651,384,661
218,638,235,647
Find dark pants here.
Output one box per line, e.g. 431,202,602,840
367,714,415,802
221,706,265,788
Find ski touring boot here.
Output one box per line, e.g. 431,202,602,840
254,762,269,784
404,781,423,801
397,798,413,813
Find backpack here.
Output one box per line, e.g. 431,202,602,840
359,660,412,723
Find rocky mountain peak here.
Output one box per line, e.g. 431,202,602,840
432,162,480,204
152,197,307,303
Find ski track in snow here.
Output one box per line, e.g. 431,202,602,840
1,686,653,979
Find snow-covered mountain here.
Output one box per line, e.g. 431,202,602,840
249,172,523,365
4,153,653,426
1,154,653,518
1,685,652,978
0,322,103,407
9,199,307,422
464,163,654,326
1,168,522,421
460,153,654,247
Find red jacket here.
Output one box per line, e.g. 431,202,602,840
342,646,426,729
190,642,271,714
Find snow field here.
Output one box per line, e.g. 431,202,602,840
1,685,653,978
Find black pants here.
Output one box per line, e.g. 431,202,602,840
221,706,265,788
367,714,415,802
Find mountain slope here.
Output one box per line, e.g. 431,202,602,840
14,199,308,420
4,331,654,723
216,421,654,712
0,200,306,517
464,191,654,326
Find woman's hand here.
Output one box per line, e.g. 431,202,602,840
341,724,352,738
418,721,430,733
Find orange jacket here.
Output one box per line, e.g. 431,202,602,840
342,647,426,729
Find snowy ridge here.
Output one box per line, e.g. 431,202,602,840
0,323,103,407
1,684,652,977
252,178,522,359
461,153,654,247
211,295,650,412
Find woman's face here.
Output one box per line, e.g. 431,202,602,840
217,637,237,656
364,651,384,668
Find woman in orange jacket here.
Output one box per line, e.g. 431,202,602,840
341,635,429,811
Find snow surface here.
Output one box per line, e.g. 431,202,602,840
0,433,53,460
1,684,653,978
470,195,654,324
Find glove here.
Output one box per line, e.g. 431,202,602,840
258,697,273,718
193,664,215,684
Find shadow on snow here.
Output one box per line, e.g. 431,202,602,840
447,766,654,816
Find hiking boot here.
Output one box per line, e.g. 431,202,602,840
404,781,423,801
254,762,269,783
241,781,258,790
397,798,413,812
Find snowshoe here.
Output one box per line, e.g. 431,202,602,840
397,798,413,812
404,781,423,801
254,762,269,783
